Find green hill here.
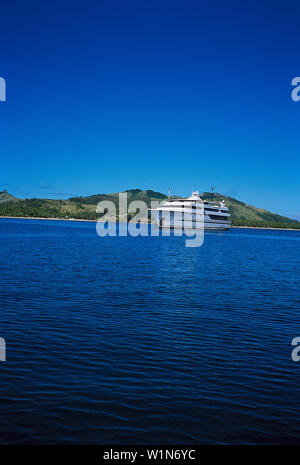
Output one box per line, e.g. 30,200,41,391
200,192,300,228
0,188,299,229
69,189,167,206
0,189,19,203
0,189,168,221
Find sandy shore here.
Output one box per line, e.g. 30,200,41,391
0,215,299,231
0,215,97,222
231,225,299,231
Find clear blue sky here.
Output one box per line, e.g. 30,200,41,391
0,0,299,219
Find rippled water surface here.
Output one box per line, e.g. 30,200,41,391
0,218,300,444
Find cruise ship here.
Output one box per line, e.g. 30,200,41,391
149,190,231,231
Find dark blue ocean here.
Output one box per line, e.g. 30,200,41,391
0,218,300,445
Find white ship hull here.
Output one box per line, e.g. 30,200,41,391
151,210,231,231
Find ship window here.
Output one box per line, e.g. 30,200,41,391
208,214,228,221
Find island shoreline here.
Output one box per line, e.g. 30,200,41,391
0,215,299,231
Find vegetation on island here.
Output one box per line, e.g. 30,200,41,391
0,188,299,229
200,192,300,229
